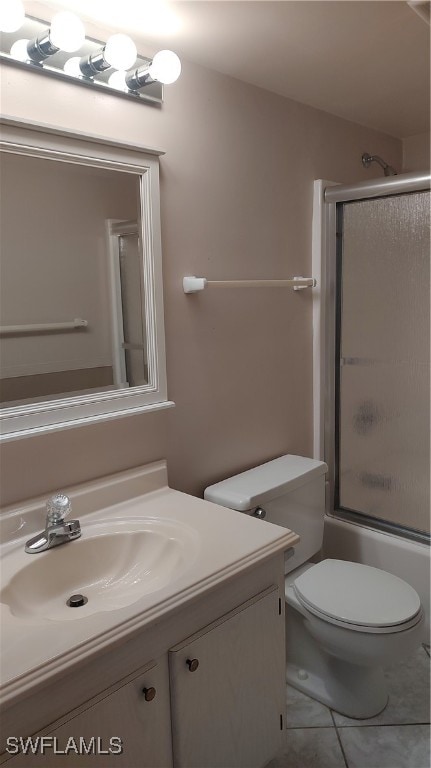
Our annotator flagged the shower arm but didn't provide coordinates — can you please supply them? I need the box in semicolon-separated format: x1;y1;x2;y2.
362;153;397;177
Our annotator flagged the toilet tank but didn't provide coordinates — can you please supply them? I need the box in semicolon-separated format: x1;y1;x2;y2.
204;455;328;574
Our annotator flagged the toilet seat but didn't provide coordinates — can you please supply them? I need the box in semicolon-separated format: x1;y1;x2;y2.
293;559;423;634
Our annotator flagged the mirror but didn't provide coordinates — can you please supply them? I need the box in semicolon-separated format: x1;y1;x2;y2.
0;153;146;404
0;118;169;440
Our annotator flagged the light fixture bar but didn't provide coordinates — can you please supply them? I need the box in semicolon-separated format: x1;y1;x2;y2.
0;15;167;106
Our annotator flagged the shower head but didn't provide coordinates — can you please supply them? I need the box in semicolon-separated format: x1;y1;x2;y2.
362;152;397;176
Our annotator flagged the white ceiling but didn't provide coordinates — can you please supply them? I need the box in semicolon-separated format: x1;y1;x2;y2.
26;1;430;138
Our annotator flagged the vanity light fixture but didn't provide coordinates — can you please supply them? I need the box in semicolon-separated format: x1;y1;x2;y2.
126;50;182;89
9;37;30;62
63;56;82;78
108;70;128;91
1;10;181;106
79;34;137;78
0;0;25;33
26;12;85;63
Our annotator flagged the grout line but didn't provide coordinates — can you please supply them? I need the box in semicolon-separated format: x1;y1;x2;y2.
285;724;341;730
284;726;344;731
335;722;431;729
333;725;349;767
331;709;350;768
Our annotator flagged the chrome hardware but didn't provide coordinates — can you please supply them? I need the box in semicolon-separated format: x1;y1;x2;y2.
186;658;199;672
25;493;81;554
252;506;266;519
142;687;156;701
362;152;397;177
46;493;72;525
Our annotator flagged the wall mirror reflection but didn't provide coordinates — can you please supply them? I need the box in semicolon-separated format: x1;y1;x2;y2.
0;119;169;439
0;154;148;405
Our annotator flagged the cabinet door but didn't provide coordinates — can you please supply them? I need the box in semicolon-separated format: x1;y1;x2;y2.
3;659;172;768
169;586;284;768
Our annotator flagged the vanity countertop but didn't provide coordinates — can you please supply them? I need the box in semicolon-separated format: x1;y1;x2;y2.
0;461;298;706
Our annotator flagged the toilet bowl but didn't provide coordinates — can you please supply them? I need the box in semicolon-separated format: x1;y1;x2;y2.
285;560;424;718
204;455;424;719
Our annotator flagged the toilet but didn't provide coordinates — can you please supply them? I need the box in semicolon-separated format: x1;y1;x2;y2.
204;454;423;719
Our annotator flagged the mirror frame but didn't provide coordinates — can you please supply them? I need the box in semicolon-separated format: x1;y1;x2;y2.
0;116;172;441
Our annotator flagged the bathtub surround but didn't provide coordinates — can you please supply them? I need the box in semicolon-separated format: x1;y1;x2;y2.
0;48;401;506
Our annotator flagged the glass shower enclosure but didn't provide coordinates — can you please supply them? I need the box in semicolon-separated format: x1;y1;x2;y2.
324;176;430;544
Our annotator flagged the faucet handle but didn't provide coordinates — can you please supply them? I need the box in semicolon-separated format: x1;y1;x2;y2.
46;493;72;525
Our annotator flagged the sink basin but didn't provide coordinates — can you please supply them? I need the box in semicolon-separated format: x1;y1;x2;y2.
0;518;199;621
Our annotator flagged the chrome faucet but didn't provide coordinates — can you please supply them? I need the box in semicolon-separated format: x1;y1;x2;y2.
25;493;81;554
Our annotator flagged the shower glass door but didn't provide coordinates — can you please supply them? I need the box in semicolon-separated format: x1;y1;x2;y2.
335;191;430;541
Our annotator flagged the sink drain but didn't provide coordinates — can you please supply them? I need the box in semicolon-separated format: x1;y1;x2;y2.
67;594;88;608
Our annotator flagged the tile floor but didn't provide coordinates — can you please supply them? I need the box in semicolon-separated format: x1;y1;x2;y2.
266;644;430;768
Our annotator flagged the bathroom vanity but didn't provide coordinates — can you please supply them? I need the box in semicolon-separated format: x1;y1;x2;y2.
0;461;298;767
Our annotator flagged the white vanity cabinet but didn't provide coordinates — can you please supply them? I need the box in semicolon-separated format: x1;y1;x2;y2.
2;586;285;768
169;586;284;768
0;465;297;768
3;660;172;768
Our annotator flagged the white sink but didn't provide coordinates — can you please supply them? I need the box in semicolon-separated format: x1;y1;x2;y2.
0;518;199;621
0;462;297;701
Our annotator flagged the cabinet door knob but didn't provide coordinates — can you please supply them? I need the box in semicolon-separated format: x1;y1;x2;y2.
186;658;199;672
142;686;156;701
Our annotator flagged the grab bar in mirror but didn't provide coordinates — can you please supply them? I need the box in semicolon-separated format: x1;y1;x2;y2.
0;318;88;335
183;276;316;293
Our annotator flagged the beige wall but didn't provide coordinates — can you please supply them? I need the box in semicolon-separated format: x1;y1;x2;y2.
402;132;430;172
0;58;402;507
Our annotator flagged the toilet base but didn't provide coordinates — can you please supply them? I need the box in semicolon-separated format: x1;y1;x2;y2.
286;661;388;719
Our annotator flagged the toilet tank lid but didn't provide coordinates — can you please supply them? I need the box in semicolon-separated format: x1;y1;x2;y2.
204;455;328;511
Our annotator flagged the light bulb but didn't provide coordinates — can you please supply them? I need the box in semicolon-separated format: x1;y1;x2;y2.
50;12;85;53
149;50;181;85
64;57;82;78
10;38;30;62
104;34;137;71
108;70;128;91
0;0;25;33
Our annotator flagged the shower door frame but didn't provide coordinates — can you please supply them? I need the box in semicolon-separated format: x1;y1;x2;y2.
314;171;431;543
